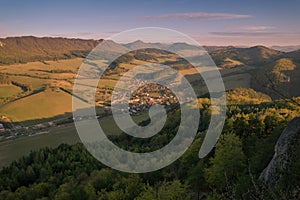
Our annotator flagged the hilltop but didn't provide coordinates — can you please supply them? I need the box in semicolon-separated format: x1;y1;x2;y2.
210;45;283;68
0;36;299;67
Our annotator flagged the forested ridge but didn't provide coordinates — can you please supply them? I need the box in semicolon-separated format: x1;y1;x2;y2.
0;36;101;65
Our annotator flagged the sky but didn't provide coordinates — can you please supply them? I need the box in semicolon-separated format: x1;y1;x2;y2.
0;0;299;46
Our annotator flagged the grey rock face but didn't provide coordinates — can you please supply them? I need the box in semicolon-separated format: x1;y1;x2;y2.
259;117;300;185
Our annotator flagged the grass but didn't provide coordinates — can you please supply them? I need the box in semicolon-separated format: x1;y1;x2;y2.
0;89;72;122
0;111;151;168
0;58;82;76
98;79;118;88
222;73;251;90
0;123;80;168
99;111;151;136
220;66;253;90
179;68;199;75
0;85;22;98
11;76;49;90
0;59;82;123
0;58;83;90
221;58;244;68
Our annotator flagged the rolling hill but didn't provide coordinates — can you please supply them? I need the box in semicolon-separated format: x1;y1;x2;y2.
124;40;167;50
210;45;283;68
0;36;101;65
251;58;300;99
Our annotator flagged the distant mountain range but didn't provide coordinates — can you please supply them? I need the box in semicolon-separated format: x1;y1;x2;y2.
0;36;300;99
0;36;299;65
123;40;167;50
270;45;300;52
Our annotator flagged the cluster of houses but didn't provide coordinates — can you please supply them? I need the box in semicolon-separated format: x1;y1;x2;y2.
0;121;57;140
110;80;180;115
1;124;25;139
0;123;5;132
128;83;179;115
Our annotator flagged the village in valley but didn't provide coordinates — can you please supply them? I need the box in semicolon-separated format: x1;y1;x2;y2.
0;81;181;141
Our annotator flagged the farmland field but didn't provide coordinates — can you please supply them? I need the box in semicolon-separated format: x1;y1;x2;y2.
0;58;83;76
0;58;255;122
0;89;72;122
0;85;22;98
0;59;84;122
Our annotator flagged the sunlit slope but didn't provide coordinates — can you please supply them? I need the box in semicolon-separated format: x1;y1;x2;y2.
0;89;72;122
0;85;23;98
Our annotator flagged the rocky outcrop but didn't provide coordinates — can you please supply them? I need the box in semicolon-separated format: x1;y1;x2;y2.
259;117;300;185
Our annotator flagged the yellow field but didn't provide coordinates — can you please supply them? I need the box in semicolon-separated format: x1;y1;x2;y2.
10;76;50;90
0;89;72;122
0;85;23;98
98;79;118;88
179;68;199;75
0;58;83;75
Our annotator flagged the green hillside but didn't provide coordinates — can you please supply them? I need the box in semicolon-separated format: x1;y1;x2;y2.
251;58;300;99
210;45;282;67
